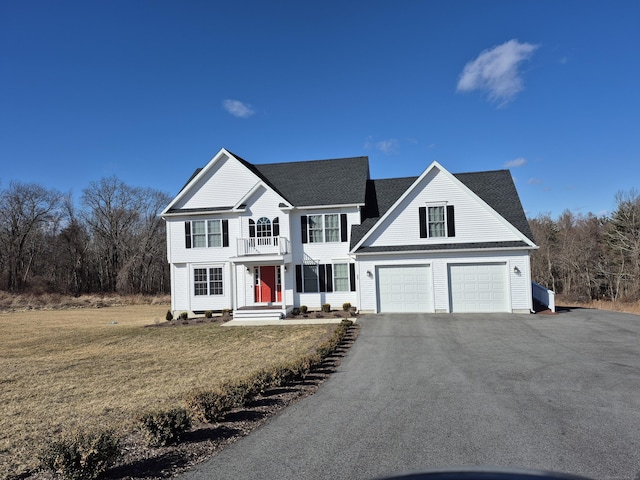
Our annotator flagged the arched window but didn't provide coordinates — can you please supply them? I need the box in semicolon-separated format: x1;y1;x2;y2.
256;217;271;238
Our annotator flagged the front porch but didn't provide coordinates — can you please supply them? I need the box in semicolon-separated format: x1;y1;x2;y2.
232;304;294;322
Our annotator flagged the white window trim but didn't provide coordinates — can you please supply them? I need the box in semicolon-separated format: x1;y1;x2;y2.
192;265;224;296
426;203;448;238
333;263;350;292
307;213;340;243
190;219;223;248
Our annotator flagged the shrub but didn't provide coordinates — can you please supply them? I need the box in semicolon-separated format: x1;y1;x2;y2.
342;302;351;312
222;309;231;318
179;311;188;320
139;408;192;447
185;380;251;423
165;310;173;321
299;305;308;314
322;303;331;313
39;429;120;480
204;310;213;319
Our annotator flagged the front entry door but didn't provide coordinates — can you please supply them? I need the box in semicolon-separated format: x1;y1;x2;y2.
254;266;282;303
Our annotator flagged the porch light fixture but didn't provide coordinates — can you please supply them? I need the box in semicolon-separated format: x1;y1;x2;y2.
366;270;372;277
513;266;520;274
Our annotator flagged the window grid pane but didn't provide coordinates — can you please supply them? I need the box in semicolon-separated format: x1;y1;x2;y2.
256;217;272;237
207;220;222;247
308;215;324;243
428;206;445;237
192;221;206;248
194;268;208;295
303;265;319;292
334;263;349;291
209;267;223;295
325;214;340;242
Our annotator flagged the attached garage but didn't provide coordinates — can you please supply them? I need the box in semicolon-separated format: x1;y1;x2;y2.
376;265;433;313
448;263;508;313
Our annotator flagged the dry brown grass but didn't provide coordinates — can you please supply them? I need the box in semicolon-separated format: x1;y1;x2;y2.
0;305;335;479
0;291;171;313
557;296;640;315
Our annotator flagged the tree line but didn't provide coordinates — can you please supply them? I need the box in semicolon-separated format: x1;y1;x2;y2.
529;189;640;302
0;177;171;295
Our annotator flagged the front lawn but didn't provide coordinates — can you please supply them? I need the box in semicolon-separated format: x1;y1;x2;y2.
0;305;335;479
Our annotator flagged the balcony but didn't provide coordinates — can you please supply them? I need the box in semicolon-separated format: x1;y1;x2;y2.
236;236;291;256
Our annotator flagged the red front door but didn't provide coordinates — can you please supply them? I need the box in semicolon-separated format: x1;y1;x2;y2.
254;266;282;303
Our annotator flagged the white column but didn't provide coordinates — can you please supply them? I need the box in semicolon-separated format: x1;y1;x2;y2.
280;263;286;308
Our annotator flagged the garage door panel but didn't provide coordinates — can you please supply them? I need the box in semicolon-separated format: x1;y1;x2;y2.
377;265;433;313
449;263;508;313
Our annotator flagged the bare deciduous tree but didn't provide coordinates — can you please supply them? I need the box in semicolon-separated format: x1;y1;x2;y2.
0;182;64;291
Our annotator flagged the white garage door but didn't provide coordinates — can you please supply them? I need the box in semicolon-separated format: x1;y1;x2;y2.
449;263;508;313
377;265;433;313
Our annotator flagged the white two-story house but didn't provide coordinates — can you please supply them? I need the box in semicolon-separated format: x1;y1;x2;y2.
161;148;537;320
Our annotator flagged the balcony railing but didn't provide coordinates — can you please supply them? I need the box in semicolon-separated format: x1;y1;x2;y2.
237;236;291;256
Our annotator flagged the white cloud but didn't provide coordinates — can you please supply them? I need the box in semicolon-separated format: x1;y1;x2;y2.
504;157;527;168
457;39;539;105
364;136;399;154
376;139;399;154
527;178;542;185
222;99;255;118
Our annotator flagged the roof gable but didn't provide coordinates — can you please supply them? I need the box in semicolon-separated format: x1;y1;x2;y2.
161;148;289;215
351;162;535;252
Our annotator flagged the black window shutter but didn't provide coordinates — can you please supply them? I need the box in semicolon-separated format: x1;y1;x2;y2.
325;264;333;292
419;206;427;238
249;219;256;238
349;263;356;291
273;217;279;237
340;214;348;242
319;264;326;293
447;205;455;237
185;221;192;249
301;216;308;243
295;265;303;292
222;220;229;247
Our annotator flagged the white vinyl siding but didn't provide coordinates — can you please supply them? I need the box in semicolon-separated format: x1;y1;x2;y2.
172;153;261;210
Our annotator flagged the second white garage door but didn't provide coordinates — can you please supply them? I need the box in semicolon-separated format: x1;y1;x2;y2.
449;263;508;312
377;265;433;313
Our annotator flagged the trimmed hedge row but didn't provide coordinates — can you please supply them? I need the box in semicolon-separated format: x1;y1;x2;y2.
40;319;353;479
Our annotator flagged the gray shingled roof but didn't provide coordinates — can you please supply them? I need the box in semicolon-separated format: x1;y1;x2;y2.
350;169;534;250
252;156;370;207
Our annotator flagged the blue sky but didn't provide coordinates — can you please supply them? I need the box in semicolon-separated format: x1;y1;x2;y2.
1;1;639;218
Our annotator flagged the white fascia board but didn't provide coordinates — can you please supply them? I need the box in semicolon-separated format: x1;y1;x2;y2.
354;245;537;256
161;209;243;218
161;147;233;215
296;203;365;210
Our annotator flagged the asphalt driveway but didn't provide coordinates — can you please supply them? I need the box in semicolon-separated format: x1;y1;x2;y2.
178;309;640;480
